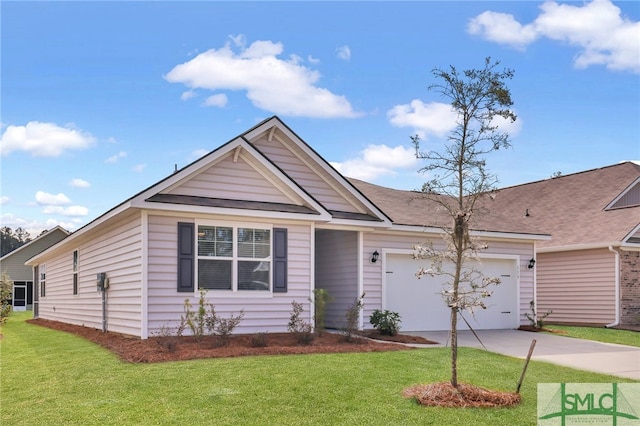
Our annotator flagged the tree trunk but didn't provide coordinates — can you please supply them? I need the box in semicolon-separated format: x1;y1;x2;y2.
450;306;458;388
450;213;465;389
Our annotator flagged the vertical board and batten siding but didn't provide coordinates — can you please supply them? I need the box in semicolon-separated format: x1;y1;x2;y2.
362;232;534;327
611;181;640;209
146;214;313;335
537;248;616;324
166;154;294;205
251;135;359;213
315;230;358;329
37;212;143;336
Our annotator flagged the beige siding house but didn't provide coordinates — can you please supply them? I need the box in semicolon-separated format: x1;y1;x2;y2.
0;226;69;311
27;117;548;338
489;162;640;327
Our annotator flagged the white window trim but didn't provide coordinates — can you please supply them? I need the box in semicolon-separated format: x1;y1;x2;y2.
72;249;79;295
195;220;273;296
40;264;46;298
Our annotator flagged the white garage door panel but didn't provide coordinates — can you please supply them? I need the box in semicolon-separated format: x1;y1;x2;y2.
385;254;518;331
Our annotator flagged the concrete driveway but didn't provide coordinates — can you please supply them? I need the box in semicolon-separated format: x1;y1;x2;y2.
406;329;640;380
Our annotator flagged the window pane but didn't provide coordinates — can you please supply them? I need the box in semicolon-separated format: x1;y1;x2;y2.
238;261;270;291
238;228;270;258
198;259;232;290
198;226;232;257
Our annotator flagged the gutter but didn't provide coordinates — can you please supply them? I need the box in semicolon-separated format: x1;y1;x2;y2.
606;245;621;328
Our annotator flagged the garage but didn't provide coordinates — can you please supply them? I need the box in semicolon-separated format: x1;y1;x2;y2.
384;253;519;331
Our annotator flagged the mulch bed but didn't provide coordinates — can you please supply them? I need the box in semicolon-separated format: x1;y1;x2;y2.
27;318;437;364
27;318;519;408
403;382;522;408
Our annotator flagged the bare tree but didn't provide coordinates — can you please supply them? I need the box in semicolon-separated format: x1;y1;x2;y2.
412;58;516;388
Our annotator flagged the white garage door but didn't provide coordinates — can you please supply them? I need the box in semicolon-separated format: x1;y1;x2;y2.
385;254;518;331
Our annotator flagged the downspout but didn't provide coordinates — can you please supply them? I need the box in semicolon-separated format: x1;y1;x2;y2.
606;245;620;328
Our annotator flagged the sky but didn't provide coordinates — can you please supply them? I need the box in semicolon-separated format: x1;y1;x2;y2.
1;0;639;237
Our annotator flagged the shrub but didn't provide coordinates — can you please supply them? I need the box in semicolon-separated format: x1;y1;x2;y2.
341;293;365;343
152;324;180;352
369;309;402;336
311;288;333;335
213;311;245;347
525;300;552;330
251;332;268;348
0;272;12;325
182;289;244;345
288;301;315;345
182;289;208;342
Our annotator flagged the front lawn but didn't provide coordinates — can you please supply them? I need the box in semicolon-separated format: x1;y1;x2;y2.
1;312;636;425
545;325;640;347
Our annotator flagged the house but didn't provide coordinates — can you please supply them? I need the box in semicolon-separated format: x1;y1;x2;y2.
0;226;69;311
26;117;549;338
488;162;640;327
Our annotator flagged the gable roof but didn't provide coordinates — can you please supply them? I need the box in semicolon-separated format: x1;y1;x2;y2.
0;226;70;262
27;118;561;265
131;135;333;222
243;116;392;226
488;161;640;250
1;226;69;280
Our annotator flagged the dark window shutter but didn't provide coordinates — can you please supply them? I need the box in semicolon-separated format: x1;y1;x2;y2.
272;228;288;293
177;222;195;292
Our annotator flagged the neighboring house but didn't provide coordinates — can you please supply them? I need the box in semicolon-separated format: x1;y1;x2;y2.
26;117;548;338
489;162;640;327
0;226;69;311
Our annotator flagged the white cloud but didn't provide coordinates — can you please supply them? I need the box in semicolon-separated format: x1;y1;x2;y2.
468;0;640;73
467;11;537;49
107;137;118;144
105;151;127;163
308;55;320;64
132;163;146;173
42;205;88;217
387;100;457;137
387;99;522;139
35;191;71;206
69;178;90;188
181;90;197;101
165;36;360;118
0;196;9;205
336;45;351;61
330;144;418;181
0;121;96;157
202;93;228;108
0;213;79;237
491;113;523;137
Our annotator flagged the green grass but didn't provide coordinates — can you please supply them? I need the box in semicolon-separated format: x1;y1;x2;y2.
1;312;636;426
545;325;640;347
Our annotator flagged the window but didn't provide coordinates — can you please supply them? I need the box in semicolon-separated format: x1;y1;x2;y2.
72;250;78;295
40;264;46;298
197;225;271;291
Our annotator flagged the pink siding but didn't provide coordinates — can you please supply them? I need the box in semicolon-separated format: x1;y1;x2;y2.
363;231;534;326
251;135;359;212
146;214;314;335
537;248;616;324
37;212;143;336
167;154;293;204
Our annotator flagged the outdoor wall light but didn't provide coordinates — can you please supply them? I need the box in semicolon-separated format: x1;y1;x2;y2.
371;250;380;263
528;258;536;269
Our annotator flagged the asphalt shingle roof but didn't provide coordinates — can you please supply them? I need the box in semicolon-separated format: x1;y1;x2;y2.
350;161;640;247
